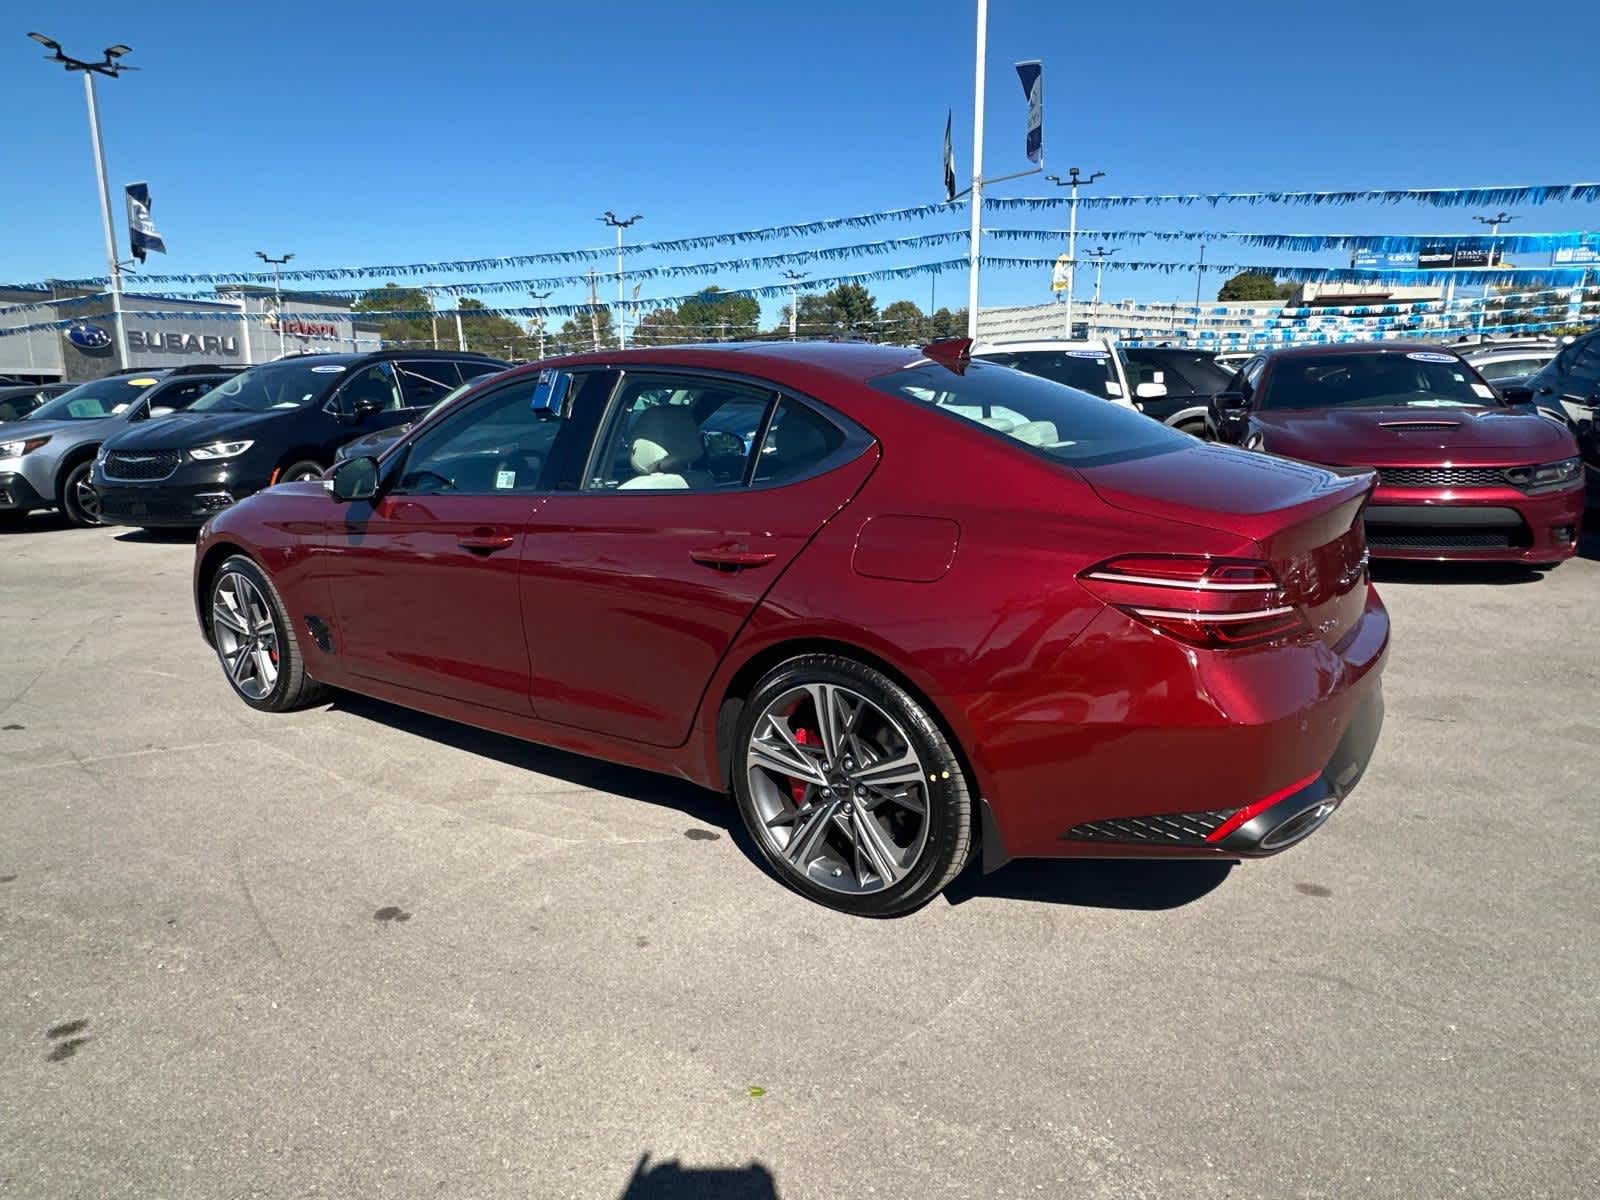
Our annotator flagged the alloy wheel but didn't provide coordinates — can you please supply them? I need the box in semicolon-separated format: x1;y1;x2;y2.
211;572;281;701
72;472;102;524
745;683;931;895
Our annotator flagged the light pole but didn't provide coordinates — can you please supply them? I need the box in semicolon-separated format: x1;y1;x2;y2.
1083;246;1116;335
29;33;137;368
600;211;643;349
529;291;550;359
255;251;293;357
782;270;808;339
1472;212;1517;335
1046;167;1105;339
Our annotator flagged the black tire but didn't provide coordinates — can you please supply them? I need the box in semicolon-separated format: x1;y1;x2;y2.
1176;417;1209;440
209;554;328;712
279;460;326;484
58;459;103;527
731;653;973;917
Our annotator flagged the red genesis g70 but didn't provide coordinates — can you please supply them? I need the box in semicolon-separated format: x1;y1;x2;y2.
193;341;1388;915
1207;343;1585;565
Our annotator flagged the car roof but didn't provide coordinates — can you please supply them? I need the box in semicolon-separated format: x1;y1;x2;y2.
529;340;929;386
970;339;1112;354
1260;342;1469;361
269;349;507;367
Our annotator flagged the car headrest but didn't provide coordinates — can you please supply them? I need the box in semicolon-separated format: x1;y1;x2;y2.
629;405;703;475
769;411;829;463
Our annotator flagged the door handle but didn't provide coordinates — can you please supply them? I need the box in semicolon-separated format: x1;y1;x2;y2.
690;546;777;571
458;529;515;555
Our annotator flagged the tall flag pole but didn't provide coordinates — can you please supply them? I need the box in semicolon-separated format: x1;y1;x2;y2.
966;0;988;339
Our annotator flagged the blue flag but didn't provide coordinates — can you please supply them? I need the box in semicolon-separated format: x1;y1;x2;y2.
125;181;166;262
1015;61;1043;164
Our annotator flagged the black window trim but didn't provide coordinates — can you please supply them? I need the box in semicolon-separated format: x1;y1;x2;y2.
575;364;872;497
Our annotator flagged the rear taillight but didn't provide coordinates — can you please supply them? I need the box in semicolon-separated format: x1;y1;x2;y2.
1078;554;1309;650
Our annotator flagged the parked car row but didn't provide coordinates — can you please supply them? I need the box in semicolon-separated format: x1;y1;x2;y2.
977;333;1592;566
0;351;508;528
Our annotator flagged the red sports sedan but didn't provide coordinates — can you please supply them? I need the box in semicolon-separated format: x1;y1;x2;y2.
1208;343;1584;565
193;340;1388;915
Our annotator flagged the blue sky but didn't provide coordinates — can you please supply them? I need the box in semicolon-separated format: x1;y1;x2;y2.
5;0;1598;326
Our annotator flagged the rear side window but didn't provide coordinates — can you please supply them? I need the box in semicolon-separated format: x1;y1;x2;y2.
394;360;462;407
753;398;845;484
868;360;1188;468
586;374;775;491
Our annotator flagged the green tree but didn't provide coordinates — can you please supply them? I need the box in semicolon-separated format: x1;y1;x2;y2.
879;299;927;343
928;306;967;338
456;297;528;359
796;283;879;336
554;305;613;352
351;283;435;347
1217;272;1293;302
673;287;761;341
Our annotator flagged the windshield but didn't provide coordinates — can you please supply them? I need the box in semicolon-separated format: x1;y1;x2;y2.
190;360;350;413
1263;352;1499;411
974;350;1119;399
868;359;1188;468
27;375;160;421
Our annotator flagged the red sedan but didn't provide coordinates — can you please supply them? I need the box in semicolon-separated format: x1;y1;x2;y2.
1208;343;1585;565
193;340;1388;915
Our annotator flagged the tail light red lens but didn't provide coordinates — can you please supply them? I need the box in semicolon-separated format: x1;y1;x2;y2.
1078;555;1309;649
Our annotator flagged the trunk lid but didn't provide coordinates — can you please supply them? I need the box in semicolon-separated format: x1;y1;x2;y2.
1079;442;1375;645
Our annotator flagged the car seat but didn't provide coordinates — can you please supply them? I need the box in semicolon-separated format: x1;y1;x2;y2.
617;406;713;490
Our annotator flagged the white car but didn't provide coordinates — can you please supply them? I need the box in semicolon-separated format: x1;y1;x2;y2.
971;339;1149;410
1457;343;1560;389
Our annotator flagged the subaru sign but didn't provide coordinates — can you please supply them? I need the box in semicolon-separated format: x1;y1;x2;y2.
65;322;113;352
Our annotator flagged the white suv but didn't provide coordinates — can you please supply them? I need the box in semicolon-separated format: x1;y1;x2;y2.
971;339;1143;410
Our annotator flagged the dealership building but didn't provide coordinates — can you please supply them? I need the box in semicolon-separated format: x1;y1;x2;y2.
0;285;382;382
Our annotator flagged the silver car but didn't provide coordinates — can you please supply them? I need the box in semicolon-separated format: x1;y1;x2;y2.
0;367;236;527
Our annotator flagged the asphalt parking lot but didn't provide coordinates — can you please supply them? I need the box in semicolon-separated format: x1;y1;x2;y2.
2;516;1596;1200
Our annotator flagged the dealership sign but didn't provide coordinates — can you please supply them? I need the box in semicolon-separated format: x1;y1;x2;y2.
1352;249;1418;270
1553;240;1600;266
275;317;340;339
65;322;114;352
127;329;240;356
1419;243;1502;269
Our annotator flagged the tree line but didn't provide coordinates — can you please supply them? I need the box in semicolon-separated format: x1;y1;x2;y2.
353;282;967;361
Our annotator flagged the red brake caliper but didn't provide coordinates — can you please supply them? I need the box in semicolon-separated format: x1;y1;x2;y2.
789;727;818;807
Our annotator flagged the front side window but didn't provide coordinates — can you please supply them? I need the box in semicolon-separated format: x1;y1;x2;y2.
334;363;404;415
975;349;1118;399
1260;352;1497;411
191;360;350;413
587;375;774;491
27;375;159;421
146;377;223;415
869;360;1188;468
392;377;560;496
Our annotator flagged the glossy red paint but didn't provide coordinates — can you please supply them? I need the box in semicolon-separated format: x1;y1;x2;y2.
195;342;1390;869
1236;344;1585;564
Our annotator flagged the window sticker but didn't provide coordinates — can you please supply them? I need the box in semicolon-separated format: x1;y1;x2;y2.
495;469;516;490
1471;382;1496;400
311;364;347;374
1406;351;1456;363
1066;350;1110;359
127;377;160;387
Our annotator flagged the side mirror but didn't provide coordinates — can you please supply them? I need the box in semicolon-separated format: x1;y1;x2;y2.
351;396;385;418
1135;382;1168;400
1216;390;1250;411
327;455;378;503
149;405;175;417
1500;385;1534;405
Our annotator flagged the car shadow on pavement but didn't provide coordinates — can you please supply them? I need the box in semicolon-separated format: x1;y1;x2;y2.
617;1153;778;1199
1370;561;1546;586
0;512;75;534
111;527;198;544
325;691;734;831
943;855;1234;911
